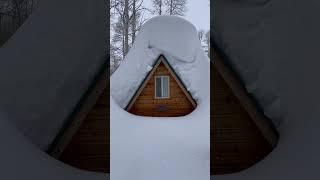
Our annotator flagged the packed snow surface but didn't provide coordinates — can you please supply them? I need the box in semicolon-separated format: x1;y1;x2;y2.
111;16;210;180
212;0;320;179
0;112;106;179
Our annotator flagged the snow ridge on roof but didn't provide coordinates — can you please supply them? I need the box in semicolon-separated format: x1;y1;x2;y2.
111;15;209;108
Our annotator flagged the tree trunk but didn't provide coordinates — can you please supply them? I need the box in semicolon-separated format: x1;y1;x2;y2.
132;0;136;44
123;0;129;55
159;0;162;15
122;30;125;59
170;0;173;15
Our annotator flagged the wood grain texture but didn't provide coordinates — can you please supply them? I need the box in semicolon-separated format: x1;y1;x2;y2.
59;90;109;173
129;61;195;117
212;50;278;148
211;65;272;175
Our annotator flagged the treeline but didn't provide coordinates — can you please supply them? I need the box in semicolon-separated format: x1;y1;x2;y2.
110;0;191;74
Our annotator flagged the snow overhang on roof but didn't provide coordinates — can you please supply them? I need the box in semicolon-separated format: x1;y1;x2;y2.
111;15;210;109
125;54;197;111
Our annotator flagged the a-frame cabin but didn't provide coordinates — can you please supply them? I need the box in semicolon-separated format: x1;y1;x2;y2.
45;50;279;176
126;55;197;117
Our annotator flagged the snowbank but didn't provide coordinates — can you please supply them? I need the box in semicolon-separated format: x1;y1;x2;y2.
111;16;210;180
110;97;209;180
212;0;320;179
0;112;106;179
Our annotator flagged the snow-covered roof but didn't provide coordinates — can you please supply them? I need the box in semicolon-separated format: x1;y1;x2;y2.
111;16;210;180
111;16;210;108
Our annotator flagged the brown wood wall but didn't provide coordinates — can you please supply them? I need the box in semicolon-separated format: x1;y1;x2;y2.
129;62;195;117
59;90;109;173
211;66;272;175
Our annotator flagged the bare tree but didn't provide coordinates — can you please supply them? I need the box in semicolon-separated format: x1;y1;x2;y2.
152;0;163;15
205;30;210;56
110;0;147;73
111;0;131;57
110;42;122;74
131;0;146;43
205;31;210;47
164;0;187;16
131;0;136;42
123;0;129;55
198;29;204;42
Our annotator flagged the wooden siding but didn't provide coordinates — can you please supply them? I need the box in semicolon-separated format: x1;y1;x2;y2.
56;54;274;175
211;65;272;174
59;90;109;173
129;62;195;117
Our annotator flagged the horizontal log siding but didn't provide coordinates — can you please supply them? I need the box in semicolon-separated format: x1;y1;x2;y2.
129;62;194;117
59;90;109;173
211;66;272;174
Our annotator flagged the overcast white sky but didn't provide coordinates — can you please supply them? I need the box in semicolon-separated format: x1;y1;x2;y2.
142;0;210;31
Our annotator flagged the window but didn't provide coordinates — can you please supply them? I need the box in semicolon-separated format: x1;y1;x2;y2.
155;76;170;98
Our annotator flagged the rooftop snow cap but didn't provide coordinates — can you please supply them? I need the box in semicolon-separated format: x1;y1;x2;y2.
141;16;199;62
111;15;209;108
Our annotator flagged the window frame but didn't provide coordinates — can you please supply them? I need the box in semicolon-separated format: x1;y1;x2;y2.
154;75;170;99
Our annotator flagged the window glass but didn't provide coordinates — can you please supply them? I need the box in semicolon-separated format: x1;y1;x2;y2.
155;77;162;97
162;77;169;97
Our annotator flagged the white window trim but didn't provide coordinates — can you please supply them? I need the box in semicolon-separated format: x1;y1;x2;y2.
154;75;170;99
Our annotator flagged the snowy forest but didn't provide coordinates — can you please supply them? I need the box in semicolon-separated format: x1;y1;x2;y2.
110;0;210;74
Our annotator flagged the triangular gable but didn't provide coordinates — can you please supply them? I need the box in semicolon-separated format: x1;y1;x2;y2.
125;54;197;111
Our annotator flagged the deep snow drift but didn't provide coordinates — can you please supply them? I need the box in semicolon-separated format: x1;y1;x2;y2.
0;0;106;150
0;0;107;179
0;113;106;179
111;16;210;180
212;0;320;179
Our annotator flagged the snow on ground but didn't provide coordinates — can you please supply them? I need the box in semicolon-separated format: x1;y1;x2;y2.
0;112;106;179
212;1;320;179
111;16;210;180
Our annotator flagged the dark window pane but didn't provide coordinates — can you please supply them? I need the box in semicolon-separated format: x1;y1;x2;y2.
156;77;162;97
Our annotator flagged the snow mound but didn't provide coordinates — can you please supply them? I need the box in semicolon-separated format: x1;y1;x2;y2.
110;96;210;180
141;16;199;63
111;15;208;108
111;16;210;180
212;0;320;180
0;112;106;179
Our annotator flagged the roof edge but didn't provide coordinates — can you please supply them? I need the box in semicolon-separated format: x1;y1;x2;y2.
125;54;197;111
